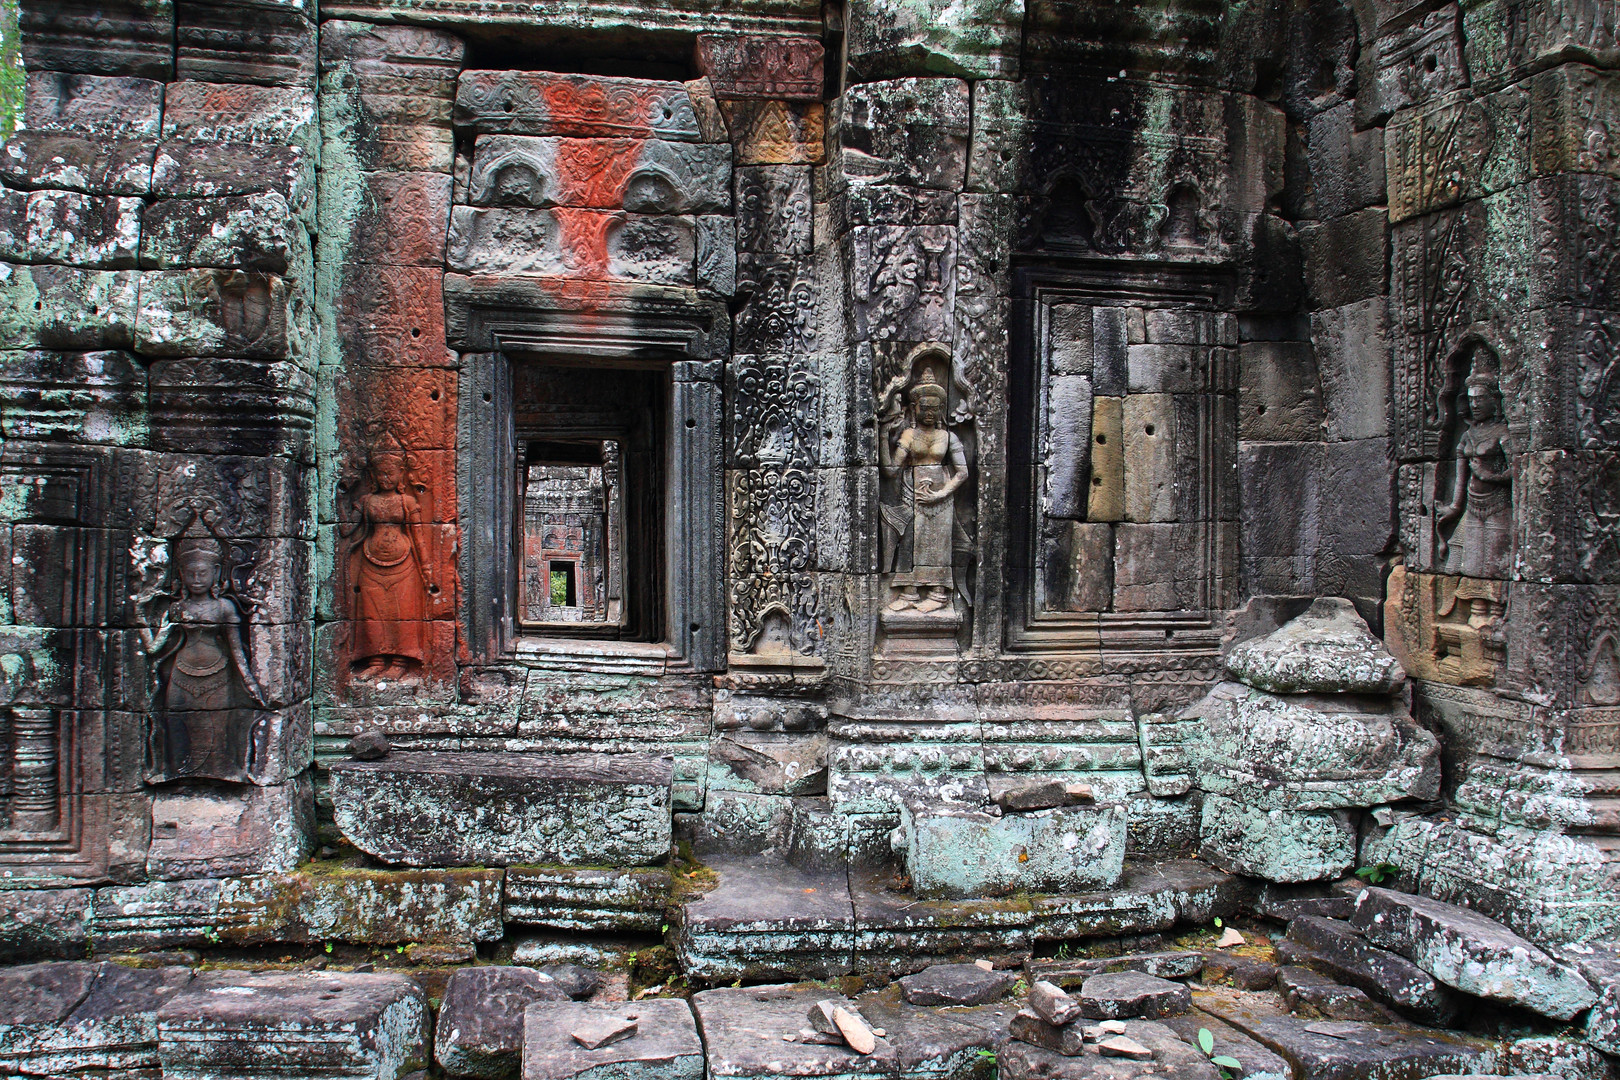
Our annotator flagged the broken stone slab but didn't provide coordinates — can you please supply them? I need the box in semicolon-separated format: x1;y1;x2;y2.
1278;966;1398;1022
1199;1011;1493;1080
330;751;672;867
0;889;92;961
1350;886;1598;1021
1255;886;1357;922
0;962;191;1076
693;985;900;1077
898;963;1016;1006
156;971;428;1079
1080;973;1192;1020
524;999;699;1080
535;965;600;1002
1159;1012;1291;1080
849;867;1036;976
0;132;156;196
25;72;165;138
1187;684;1440;811
994;779;1071;812
834;1006;877;1054
1280;916;1462;1026
1030;860;1252;942
1200;951;1279;990
1502;1034;1613;1080
1226;597;1405;694
1030;980;1085;1025
434;966;568;1079
1010;1007;1087;1056
833;997;996;1076
1028;952;1205;987
897;802;1127;899
1199;796;1357;883
1099;1035;1155;1059
677;855;854;984
1000;1019;1221;1080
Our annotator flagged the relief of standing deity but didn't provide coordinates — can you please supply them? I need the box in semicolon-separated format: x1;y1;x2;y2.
878;359;973;618
1435;341;1512;580
132;503;269;785
345;433;437;681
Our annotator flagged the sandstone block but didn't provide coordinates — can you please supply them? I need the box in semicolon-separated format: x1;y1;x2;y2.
140;193;311;278
1280;916;1461;1026
0;265;138;350
216;867;504;946
1079;973;1192;1020
19;3;173;80
25;72;164;138
1227;597;1404;695
0;349;147;446
1198;796;1356;884
1300;209;1389;311
734;166;812;254
695;34;824;100
0;189;141;269
160;80;318;150
146;777;314;880
898;802;1126;899
134;269;306;360
1311;299;1390;442
523;999;701;1080
466;135;731;213
898;963;1016;1006
0;890;92;961
0;133;155;196
152;142;315;224
838;78;969;191
330;751;672;867
846;0;1024;80
1351;887;1598;1021
720;100;826;166
1009;1008;1086;1056
436;967;568;1080
1198;1012;1489;1080
157;972;428;1080
1277;965;1394;1022
0;962;193;1076
1238;340;1322;442
502;865;672;933
446;207;696;284
455;72;705;141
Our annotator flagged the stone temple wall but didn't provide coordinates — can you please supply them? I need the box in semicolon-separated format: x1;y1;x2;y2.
0;0;1614;964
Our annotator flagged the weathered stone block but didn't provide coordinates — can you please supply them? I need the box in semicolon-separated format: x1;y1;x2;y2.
435;966;567;1080
1199;796;1356;884
466;135;731;213
1195;1011;1490;1080
446;206;697;284
1044;373;1094;519
0;350;147;446
318;170;451;267
1356;3;1467;127
455;71;705;141
150;357;316;458
1121;394;1175;523
1079;972;1192;1020
134;269;307;360
1228;597;1405;695
898;802;1126;899
1280;915;1462;1025
175;4;316;87
503;865;672;932
1308;102;1386;221
0;265;138;350
1112;523;1211;613
1301;209;1389;311
152;142;316;224
1463;0;1620;91
25;72;165;138
328;264;455;368
161;80;318;150
524;999;701;1080
719;99;826;165
0;890;92;961
139;193;311;279
847;0;1024;80
0;133;156;197
1312;299;1390;442
0;962;193;1076
1351;887;1597;1021
215;867;504;946
146;777;313;880
838;78;969;191
0;189;141;269
1239;341;1322;442
19;1;174;80
898;963;1016;1006
735;166;812;254
1037;520;1113;613
677;856;855;983
318;22;463;172
695;33;824;100
330;751;672;867
157;972;428;1080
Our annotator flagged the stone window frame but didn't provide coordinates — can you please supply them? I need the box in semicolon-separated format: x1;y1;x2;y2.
1003;262;1237;659
449;276;728;672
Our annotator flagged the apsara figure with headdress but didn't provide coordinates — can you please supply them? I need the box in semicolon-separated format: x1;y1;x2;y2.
346;432;436;680
879;365;970;614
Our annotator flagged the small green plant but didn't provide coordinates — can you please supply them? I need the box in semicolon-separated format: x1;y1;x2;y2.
1055;941;1072;960
661;924;670;935
1213;917;1223;929
1198;1028;1243;1078
395;945;405;954
1355;862;1399;885
324;942;334;954
203;927;221;945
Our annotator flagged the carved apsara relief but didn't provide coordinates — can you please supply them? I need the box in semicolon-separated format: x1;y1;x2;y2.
1434;339;1513;580
343;432;438;682
131;497;271;784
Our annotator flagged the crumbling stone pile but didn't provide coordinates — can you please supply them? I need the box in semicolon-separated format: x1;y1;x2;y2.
1187;599;1440;883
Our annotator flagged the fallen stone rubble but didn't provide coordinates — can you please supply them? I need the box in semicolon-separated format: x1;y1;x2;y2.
1;883;1615;1080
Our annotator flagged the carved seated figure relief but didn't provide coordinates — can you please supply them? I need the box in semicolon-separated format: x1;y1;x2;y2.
1435;344;1512;581
346;436;436;681
133;506;269;785
879;360;972;621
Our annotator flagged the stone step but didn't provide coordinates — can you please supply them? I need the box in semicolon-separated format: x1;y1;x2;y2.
329;751;674;868
522;998;702;1080
0;961;193;1077
1280;916;1462;1026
